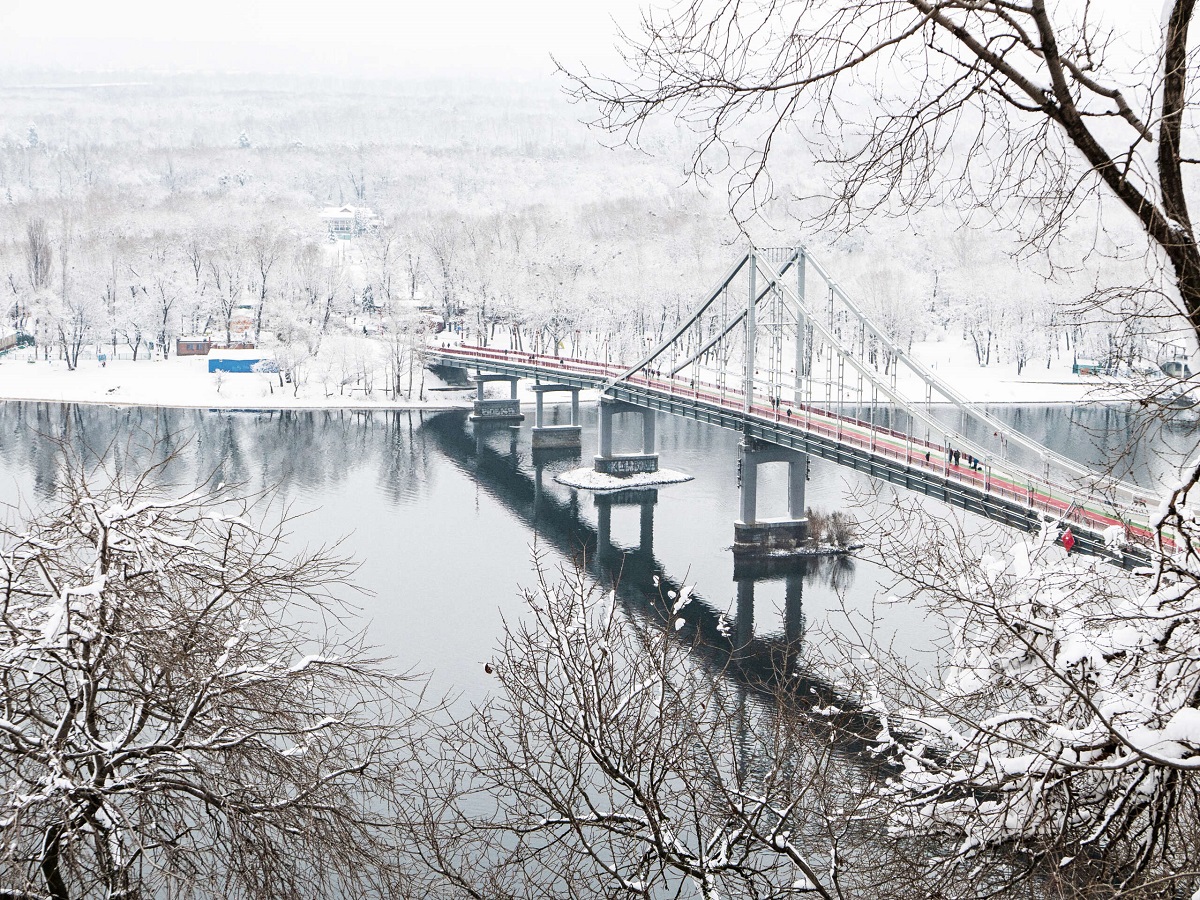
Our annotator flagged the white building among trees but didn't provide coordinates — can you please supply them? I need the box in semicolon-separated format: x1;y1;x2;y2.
320;205;378;241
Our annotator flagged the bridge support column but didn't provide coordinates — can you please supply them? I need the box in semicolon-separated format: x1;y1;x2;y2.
734;439;808;554
469;374;524;423
531;383;582;450
640;497;654;559
596;497;612;564
594;398;659;476
729;573;804;653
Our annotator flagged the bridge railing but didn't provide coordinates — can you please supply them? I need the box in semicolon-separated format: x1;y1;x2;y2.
631;371;1156;542
430;344;1168;553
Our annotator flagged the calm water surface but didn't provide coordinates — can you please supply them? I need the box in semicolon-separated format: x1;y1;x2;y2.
0;400;1186;701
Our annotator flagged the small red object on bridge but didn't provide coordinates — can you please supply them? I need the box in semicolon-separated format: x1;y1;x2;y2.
1061;528;1076;553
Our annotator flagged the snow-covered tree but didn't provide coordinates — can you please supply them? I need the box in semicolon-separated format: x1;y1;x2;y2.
141;244;183;357
268;293;321;397
570;0;1200;341
403;557;919;900
205;228;246;345
843;490;1200;898
360;222;410;313
24;218;52;293
383;305;427;400
247;222;288;339
0;442;419;899
37;225;99;371
423;221;463;330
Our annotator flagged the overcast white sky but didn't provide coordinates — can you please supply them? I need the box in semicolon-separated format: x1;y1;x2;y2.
0;0;1168;79
0;0;645;76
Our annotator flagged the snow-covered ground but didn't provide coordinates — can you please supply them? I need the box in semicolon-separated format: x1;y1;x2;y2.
0;334;1135;411
0;351;470;411
902;334;1131;404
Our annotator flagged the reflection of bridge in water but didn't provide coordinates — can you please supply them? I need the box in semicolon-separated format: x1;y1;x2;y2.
431;244;1164;564
422;411;885;758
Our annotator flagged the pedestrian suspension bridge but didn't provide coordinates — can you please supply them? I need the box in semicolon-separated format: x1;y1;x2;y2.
428;245;1164;564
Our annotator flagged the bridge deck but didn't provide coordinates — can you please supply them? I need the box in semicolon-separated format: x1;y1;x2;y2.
430;344;1163;564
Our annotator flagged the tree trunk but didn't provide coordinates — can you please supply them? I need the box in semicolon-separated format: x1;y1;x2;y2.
1165;242;1200;349
41;824;69;900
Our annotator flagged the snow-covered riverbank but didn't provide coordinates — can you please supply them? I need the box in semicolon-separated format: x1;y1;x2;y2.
901;335;1134;404
0;334;1136;411
0;352;473;411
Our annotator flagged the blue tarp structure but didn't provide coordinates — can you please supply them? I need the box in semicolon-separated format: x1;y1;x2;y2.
208;352;274;374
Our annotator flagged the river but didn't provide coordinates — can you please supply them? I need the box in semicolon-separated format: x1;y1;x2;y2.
0;400;1186;702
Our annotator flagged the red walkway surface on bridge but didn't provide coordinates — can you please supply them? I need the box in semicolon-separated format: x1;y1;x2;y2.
434;343;1167;555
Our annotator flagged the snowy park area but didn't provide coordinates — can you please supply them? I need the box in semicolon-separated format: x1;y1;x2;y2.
899;333;1133;404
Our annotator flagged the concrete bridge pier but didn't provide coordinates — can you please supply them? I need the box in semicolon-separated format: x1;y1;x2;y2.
734;439;808;554
531;384;582;450
597;498;611;562
469;374;524;423
639;494;654;559
594;397;658;476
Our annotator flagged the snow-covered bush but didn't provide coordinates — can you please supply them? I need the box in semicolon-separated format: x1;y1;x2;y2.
856;479;1200;897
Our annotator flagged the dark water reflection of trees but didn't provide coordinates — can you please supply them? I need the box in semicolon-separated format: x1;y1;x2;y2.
0;403;438;511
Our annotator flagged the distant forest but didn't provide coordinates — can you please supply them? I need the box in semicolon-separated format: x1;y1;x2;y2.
0;73;1161;380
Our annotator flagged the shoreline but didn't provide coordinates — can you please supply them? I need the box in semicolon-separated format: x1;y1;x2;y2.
0;343;1146;413
0;395;472;413
0;392;1135;412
